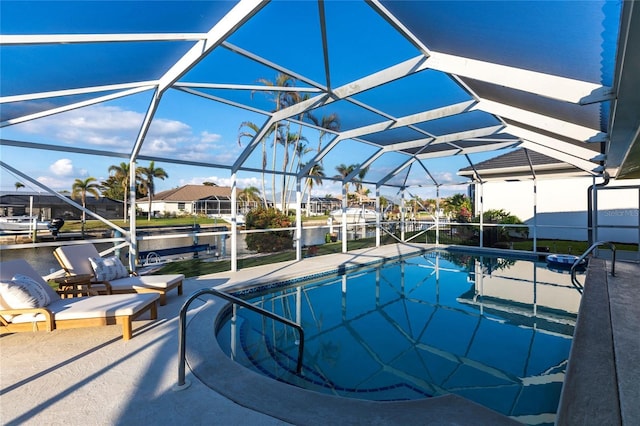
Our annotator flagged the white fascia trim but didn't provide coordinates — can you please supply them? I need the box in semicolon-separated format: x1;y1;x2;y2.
0;33;208;45
423;51;613;105
474;99;606;142
503;124;598;161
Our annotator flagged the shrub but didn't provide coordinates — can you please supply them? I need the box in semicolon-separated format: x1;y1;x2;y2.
474;209;528;240
244;207;293;253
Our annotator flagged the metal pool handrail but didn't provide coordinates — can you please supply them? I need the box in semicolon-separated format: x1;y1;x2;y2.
571;241;616;292
175;287;305;390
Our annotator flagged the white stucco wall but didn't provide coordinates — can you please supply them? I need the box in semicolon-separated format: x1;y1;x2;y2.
476;177;640;243
136;201;193;215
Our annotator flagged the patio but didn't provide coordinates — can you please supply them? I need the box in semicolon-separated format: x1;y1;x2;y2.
1;245;637;425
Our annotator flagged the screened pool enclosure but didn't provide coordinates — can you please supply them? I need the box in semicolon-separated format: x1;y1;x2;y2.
1;0;639;270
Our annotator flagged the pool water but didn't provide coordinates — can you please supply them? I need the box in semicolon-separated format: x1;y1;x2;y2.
217;250;582;425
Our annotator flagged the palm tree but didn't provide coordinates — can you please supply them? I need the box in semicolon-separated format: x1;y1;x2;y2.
280;131;309;213
107;162;138;222
14;182;24;191
238;120;273;208
302;163;325;216
334;163;357;198
71;177;101;234
309;112;341;153
354;166;370;204
139;161;168;221
238;186;261;214
255;73;297;206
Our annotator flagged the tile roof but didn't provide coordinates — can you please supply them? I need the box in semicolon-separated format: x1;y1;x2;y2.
140;185;231;202
458;148;585;180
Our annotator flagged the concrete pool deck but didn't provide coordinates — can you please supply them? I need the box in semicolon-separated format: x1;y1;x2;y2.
1;244;638;425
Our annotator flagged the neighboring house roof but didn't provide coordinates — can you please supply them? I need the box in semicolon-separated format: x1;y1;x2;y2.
139;185;231;202
458;148;587;181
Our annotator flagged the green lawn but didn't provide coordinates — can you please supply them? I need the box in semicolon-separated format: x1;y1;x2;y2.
62;215;332;232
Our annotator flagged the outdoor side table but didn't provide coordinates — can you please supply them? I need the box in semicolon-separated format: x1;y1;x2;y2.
53;274;93;298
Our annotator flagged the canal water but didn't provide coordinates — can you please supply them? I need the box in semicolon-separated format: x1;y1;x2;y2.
1;225;375;276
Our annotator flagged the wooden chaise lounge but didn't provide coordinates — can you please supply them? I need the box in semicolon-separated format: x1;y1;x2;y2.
0;259;158;340
54;244;184;306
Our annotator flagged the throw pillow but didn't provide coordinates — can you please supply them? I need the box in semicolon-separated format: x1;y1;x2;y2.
89;256;129;282
0;273;51;309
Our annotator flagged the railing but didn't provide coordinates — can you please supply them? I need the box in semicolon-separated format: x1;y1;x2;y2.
571;241;616;292
175;287;305;390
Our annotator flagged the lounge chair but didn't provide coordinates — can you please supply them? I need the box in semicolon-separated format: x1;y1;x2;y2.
0;259;158;340
53;244;184;306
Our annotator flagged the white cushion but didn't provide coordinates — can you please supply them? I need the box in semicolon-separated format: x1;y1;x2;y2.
108;274;184;291
89;256;129;282
0;274;52;309
9;293;160;323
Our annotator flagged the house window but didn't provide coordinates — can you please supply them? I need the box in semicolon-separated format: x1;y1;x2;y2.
178;202;186;210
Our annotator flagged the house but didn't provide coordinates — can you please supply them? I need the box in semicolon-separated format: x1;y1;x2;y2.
458;149;640;244
137;185;233;218
269;192;340;216
0;191;123;220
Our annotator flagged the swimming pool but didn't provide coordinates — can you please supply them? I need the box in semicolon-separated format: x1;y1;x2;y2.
215;249;581;425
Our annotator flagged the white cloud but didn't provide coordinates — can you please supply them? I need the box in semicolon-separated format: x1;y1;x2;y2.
20;105;143;148
49;159;74;176
36;175;73;192
200;131;222;144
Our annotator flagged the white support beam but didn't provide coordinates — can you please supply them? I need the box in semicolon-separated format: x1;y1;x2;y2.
0;33;208;45
272;55;427;123
333;56;427;100
175;86;271;116
157;0;266;92
519;140;598;173
0;81;158;104
382;137;433;152
385;125;503;152
432;125;504;145
130;90;161;159
474;99;606;142
503;124;599;161
344;149;385;182
379;157;416;186
424;51;613;105
231;117;277;172
367;0;432;56
417;141;519;159
340;100;476;140
174;82;322;93
1;85;155;128
0;161;128;236
222;41;327;91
